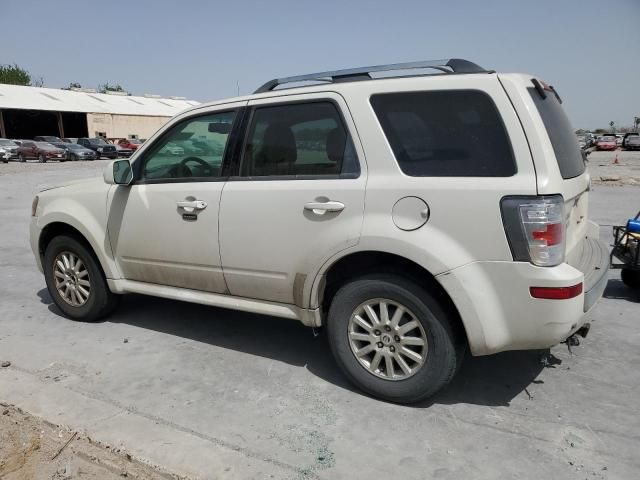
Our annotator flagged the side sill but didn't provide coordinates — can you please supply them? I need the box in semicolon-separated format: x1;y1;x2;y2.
107;279;320;327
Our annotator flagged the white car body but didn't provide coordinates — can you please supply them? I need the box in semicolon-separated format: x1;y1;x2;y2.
30;63;608;362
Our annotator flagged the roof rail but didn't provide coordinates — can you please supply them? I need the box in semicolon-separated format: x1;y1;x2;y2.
254;58;491;94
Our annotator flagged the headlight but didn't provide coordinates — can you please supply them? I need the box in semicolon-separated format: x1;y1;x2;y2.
31;196;39;217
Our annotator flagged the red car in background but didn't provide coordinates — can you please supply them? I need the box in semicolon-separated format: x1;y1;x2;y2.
117;138;144;150
595;135;618;151
16;141;66;162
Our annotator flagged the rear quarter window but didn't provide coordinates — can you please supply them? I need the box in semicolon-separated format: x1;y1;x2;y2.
370;90;516;177
528;87;585;179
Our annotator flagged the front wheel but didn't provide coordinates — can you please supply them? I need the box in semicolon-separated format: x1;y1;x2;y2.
44;235;121;321
39;154;46;163
326;274;463;404
621;268;640;289
19;153;26;163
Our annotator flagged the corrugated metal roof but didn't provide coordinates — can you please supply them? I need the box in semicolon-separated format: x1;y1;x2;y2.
0;84;199;117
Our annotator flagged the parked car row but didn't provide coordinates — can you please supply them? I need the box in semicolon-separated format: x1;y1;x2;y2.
0;136;145;163
578;132;640;152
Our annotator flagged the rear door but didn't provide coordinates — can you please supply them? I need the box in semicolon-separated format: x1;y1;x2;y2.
218;93;366;307
22;141;38;159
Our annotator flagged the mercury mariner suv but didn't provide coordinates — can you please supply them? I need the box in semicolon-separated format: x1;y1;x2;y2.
30;59;609;403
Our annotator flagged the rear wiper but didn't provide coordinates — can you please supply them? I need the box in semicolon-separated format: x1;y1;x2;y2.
531;79;547;99
531;79;563;103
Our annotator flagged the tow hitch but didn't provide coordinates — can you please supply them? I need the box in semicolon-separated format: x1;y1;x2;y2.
563;323;591;352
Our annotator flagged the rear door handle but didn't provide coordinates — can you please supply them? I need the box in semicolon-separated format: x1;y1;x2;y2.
304;200;345;215
177;200;207;212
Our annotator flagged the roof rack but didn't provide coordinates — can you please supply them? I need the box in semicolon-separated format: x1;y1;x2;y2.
254;58;491;94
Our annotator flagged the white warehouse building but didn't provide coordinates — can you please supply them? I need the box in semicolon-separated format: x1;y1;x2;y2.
0;84;199;141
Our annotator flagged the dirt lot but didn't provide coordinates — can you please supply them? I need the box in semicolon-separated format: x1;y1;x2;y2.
1;153;639;479
0;403;173;479
587;149;640;185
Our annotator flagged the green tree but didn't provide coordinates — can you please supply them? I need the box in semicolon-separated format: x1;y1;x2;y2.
68;82;82;89
0;63;31;86
98;82;126;93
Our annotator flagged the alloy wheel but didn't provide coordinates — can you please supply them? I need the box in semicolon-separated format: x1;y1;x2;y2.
348;298;428;380
53;251;91;306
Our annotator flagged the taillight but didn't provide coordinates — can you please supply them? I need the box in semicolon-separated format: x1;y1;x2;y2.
501;195;565;267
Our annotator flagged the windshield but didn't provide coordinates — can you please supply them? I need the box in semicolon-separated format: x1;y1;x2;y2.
36;142;56;148
66;144;83;149
89;138;108;145
600;136;616;142
0;139;17;146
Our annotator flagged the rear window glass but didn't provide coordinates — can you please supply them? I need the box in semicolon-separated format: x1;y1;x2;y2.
528;88;585;179
370;90;516;177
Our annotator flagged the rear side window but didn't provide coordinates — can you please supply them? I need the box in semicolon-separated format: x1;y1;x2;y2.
528;87;585;179
240;102;359;177
370;90;516;177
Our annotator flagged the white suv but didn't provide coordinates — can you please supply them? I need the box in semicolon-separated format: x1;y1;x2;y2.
30;59;609;403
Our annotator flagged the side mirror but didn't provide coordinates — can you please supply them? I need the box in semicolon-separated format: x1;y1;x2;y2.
104;159;133;185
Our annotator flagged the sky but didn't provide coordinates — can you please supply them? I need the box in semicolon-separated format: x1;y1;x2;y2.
2;0;639;130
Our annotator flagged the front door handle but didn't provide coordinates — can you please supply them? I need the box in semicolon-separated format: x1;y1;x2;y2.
304;200;345;215
177;200;207;212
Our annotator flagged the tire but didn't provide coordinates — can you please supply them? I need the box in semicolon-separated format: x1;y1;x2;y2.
39;154;46;163
19;153;25;163
44;235;121;322
326;274;463;404
621;268;640;289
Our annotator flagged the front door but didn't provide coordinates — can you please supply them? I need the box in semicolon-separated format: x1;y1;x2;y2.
219;94;367;306
107;106;242;293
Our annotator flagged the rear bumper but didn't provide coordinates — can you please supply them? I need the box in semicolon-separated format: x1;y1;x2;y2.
567;234;609;312
438;225;608;356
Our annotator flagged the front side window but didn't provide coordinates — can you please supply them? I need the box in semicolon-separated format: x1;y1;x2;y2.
371;90;516;177
141;110;236;181
240;102;359;177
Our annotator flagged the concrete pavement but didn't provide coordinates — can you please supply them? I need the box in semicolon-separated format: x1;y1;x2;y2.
1;160;639;479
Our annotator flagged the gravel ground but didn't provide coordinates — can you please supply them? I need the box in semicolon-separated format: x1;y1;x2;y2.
1;157;639;480
587;149;640;185
0;402;175;479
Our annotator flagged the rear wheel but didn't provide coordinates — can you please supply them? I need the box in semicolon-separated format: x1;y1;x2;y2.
326;274;463;403
44;235;121;321
621;268;640;289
